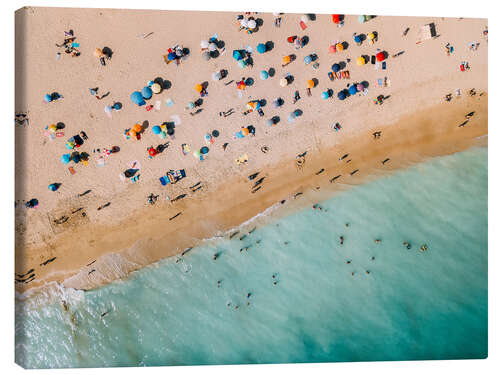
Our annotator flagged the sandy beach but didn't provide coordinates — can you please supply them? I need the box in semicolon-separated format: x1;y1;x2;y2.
15;7;487;293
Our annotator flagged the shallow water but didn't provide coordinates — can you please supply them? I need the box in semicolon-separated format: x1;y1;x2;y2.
15;147;488;368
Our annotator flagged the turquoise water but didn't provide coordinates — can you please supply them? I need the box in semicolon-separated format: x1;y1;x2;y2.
15;147;488;368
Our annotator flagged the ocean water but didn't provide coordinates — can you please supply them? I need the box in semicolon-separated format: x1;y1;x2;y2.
15;147;488;368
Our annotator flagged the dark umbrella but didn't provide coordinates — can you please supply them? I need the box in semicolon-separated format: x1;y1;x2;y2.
337;91;347;100
212;130;220;137
348;85;358;95
332;63;341;72
200;146;209;154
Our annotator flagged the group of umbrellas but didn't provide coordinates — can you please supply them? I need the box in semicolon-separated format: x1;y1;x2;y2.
130;79;165;106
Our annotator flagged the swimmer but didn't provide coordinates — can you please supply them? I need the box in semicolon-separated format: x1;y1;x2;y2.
339;236;344;245
256;239;261;244
366;270;370;275
240;247;249;253
420;244;428;252
374;239;381;244
371;256;375;261
217;280;222;288
351;272;355;276
346;260;351;264
273;281;278;286
403;241;411;250
345;223;350;227
284;241;289;245
247;292;252;298
213;253;219;261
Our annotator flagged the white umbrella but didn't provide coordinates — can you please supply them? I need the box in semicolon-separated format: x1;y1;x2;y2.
209;43;217;52
104;105;112;117
200;40;209;49
240;19;248;27
301;15;309;23
248;19;257;29
212;71;222;81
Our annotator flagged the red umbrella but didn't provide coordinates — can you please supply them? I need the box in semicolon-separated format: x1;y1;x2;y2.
332;14;341;24
148;147;158;157
376;52;386;62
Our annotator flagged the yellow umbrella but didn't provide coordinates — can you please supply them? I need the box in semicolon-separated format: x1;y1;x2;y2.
368;32;375;40
151;83;162;94
94;48;103;58
356;56;366;66
194;84;203;92
279;78;288;87
306;79;315;89
129;129;137;138
336;43;344;52
282;55;291;64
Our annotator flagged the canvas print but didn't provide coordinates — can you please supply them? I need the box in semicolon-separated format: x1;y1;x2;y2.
14;7;487;368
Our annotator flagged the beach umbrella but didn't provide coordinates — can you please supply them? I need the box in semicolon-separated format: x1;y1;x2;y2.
202;51;211;61
204;133;212;142
288;112;296;123
200;146;209;154
272;98;282;108
61;154;71;164
257;43;267;53
242;127;250;136
282;55;291;64
237;80;246;90
321;91;329;99
104;105;113;115
348;85;358;95
376;52;385;62
209;43;217;52
194;84;203;93
167;127;174;135
248;19;257;29
357;83;364;92
151;83;162;94
94;48;103;58
152;125;161;134
212;71;222;81
167;52;177;61
240;19;249;28
238;60;247;68
233;50;243;60
279;78;288;87
44;94;52;103
246;102;255;110
306;79;315;89
212;130;220;137
132;124;142;133
72;153;81;163
337;91;347;100
201;40;209;49
358;15;366;23
332;14;340;24
142;86;153;99
354;35;362;44
331;63;341;72
193;150;201;158
328;44;336;54
336;43;344;52
147;80;154;87
187;101;195;109
356;56;366;66
368;32;375;41
113;102;122;110
48;124;57;132
130;91;145;106
304;55;312;65
266;119;274;127
159;131;167;139
301;15;309;23
260;70;269;80
48;183;58;191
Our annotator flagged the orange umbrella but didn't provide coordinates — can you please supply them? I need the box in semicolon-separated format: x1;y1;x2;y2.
336;43;344;52
129;129;137;138
94;48;103;58
237;81;246;90
194;84;203;93
282;55;291;64
242;127;250;136
306;79;315;89
132;124;142;133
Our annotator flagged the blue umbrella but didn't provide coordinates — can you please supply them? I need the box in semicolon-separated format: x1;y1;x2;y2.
348;85;358;95
358;15;366;24
354;35;362;43
61;154;71;164
167;52;177;61
130;91;145;106
44;94;52;103
337;91;347;100
200;146;209;154
331;63;340;72
288;112;296;123
304;55;312;65
238;60;247;68
142;86;153;100
152;125;161;134
233;50;243;60
321;91;329;100
48;183;59;191
266;119;274;127
260;70;269;80
257;43;267;53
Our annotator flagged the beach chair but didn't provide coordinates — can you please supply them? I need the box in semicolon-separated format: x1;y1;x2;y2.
159;176;170;186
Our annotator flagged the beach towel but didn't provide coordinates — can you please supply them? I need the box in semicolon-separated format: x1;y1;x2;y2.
159;176;170;186
165;98;174;107
182;144;190;155
235;131;245;138
68;167;76;175
299;21;307;30
154;100;161;111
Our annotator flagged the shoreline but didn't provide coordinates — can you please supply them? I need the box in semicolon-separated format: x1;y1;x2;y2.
16;94;488;294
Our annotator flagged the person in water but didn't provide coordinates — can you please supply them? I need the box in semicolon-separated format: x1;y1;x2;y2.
403;241;411;249
339;236;344;245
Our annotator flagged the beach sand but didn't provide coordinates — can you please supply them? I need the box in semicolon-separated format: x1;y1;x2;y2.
14;7;487;293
